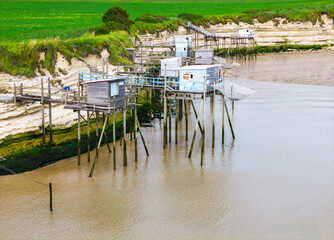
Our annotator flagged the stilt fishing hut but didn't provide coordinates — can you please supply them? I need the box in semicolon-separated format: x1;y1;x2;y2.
175;35;192;57
178;65;219;92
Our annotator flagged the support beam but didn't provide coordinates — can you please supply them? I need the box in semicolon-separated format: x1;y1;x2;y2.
134;91;138;162
163;66;167;149
47;78;53;142
188;100;203;158
185;99;188;141
222;96;225;145
168;98;172;143
190;100;204;135
136;116;149;156
123;98;127;167
87;111;90;162
113;96;116;170
89;115;108;177
77;110;81;166
96;112;99;159
224;99;235;140
41;79;45;144
201;78;206;166
175;95;178;144
212;89;215;148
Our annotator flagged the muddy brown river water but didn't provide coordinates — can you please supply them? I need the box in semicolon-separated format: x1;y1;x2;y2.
1;52;333;239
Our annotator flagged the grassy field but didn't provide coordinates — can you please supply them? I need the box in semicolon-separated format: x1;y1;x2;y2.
1;0;333;42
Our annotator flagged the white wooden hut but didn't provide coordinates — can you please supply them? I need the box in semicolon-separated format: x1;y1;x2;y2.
195;49;214;65
85;78;125;108
160;57;182;77
175;35;192;57
237;29;253;38
178;65;219;92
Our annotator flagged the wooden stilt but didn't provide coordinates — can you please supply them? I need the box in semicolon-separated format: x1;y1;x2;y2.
185;100;188;141
175;95;178;144
201;78;206;166
224;99;235;139
123;98;127;167
78;110;81;166
163;66;167;148
222;96;225;145
113;96;116;170
190;100;204;135
89;115;108;177
188;100;203;158
49;183;53;212
168;98;171;143
96;112;99;159
136;116;149;156
98;117;111;153
212;88;215;148
134;91;138;162
41;79;45;144
47;78;53;142
87;111;90;162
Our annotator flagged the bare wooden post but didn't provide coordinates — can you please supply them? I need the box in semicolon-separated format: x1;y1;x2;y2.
77;110;81;166
113;96;116;170
175;95;178;144
41;79;45;144
232;100;235;116
123;98;127;167
188;100;203;158
134;92;138;162
185;99;188;141
201;77;206;166
136;116;149;156
87;111;90;162
190;100;204;135
49;183;53;212
20;83;23;95
168;98;171;143
212;88;215;148
163;65;167;148
13;83;16;105
222;96;225;145
47;78;53;142
224;99;235;140
89;115;108;177
96;112;99;159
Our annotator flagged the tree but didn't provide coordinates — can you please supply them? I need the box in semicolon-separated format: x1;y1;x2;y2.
102;6;131;31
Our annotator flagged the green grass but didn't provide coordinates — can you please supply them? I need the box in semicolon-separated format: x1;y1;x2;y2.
1;0;334;42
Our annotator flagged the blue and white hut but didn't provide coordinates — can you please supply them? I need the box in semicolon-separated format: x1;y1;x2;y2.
178;65;220;92
175;35;192;57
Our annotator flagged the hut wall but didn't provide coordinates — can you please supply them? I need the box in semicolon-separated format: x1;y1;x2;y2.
195;49;214;65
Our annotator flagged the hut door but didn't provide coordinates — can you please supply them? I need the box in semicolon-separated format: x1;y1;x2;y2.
110;82;119;97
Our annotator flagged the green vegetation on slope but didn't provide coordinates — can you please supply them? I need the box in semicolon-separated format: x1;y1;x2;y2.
1;0;334;42
0;32;133;77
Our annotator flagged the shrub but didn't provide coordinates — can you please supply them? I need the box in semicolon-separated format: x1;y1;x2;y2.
102;6;131;32
178;13;210;27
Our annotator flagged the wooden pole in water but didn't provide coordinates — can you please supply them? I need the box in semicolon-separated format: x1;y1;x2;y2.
41;79;45;144
201;77;206;166
185;99;188;141
168;98;171;143
113;96;116;170
49;182;53;212
212;87;215;148
77;110;81;166
89;115;108;177
188;100;203;158
224;99;235;140
134;91;138;162
136;115;149;156
222;96;225;145
175;95;178;144
98;117;111;153
96;112;99;159
123;98;127;167
87;111;90;162
190;100;204;135
47;78;53;142
163;65;167;149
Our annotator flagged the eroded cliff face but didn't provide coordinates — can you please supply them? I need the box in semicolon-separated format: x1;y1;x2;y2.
0;15;333;141
138;14;334;46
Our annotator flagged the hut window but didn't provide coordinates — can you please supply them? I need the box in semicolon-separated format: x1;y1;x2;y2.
110;82;119;97
190;74;194;79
